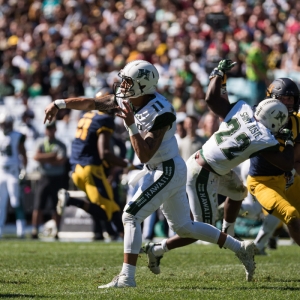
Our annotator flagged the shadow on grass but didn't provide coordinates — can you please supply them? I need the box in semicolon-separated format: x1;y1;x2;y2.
239;286;300;291
177;285;300;291
0;294;51;298
0;280;27;284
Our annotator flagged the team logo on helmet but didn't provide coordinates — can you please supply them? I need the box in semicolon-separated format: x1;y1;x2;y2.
137;69;150;81
274;111;287;123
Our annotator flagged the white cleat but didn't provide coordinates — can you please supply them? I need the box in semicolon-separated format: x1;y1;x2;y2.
98;274;136;288
235;241;256;282
57;189;69;216
143;242;163;275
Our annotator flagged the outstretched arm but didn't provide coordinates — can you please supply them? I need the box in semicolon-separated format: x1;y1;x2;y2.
205;59;237;119
205;76;231;119
44;94;118;123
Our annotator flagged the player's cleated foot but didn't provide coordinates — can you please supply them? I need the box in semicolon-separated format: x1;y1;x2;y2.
57;189;69;216
235;241;256;282
98;274;136;288
142;242;163;275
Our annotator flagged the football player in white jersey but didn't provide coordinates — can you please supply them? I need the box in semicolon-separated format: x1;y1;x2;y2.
0;112;27;238
45;60;257;287
139;60;294;276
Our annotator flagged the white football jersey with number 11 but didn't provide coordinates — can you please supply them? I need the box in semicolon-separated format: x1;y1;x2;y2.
201;100;279;175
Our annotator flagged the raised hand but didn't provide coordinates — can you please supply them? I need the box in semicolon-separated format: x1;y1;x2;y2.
209;59;237;82
44;102;59;124
217;59;237;73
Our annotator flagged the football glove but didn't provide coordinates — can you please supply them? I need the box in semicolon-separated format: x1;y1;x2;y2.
209;59;237;93
276;128;294;146
285;169;296;189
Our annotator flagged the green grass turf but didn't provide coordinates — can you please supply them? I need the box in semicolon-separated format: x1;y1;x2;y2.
0;240;300;299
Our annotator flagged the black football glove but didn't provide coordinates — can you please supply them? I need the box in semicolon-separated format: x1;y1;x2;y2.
276;128;294;146
285;169;296;189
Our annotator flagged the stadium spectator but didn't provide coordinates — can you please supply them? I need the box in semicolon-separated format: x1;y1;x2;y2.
31;121;67;239
178;115;206;162
0;112;27;238
197;110;220;140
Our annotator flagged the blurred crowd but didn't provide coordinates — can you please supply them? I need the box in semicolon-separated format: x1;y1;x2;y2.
1;0;300;241
1;0;300;117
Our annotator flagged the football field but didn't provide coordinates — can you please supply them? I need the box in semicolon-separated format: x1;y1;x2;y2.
1;240;300;299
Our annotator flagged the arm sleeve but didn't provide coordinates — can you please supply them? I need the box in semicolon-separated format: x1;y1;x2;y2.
149;112;176;132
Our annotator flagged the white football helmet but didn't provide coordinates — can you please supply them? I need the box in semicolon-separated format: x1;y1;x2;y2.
254;98;288;134
113;60;159;98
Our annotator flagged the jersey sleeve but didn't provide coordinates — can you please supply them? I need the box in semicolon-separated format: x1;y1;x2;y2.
149;112;176;132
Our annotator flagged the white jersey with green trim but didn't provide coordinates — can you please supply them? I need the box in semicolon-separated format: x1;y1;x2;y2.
116;92;178;164
201;100;279;175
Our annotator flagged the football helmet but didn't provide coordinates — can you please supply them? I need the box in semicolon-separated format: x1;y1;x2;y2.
254;98;288;134
113;60;159;98
266;78;300;115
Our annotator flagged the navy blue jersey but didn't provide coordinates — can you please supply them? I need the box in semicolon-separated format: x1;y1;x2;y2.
249;113;300;176
70;111;115;168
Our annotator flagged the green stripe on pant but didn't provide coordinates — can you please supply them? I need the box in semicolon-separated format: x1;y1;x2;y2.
126;159;175;216
195;168;213;224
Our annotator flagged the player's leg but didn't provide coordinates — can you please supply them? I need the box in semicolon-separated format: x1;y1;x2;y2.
284;175;300;245
99;158;185;288
48;175;64;238
7;166;26;238
0;173;9;238
66;165;115;221
254;213;281;254
147;158;255;281
218;170;247;237
248;174;300;246
31;175;48;238
185;155;219;224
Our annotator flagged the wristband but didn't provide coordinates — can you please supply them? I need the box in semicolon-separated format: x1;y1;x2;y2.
209;68;224;80
285;140;294;147
128;123;139;136
54;99;66;109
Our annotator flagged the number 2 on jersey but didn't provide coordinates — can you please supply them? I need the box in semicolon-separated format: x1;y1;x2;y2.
215;118;250;160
